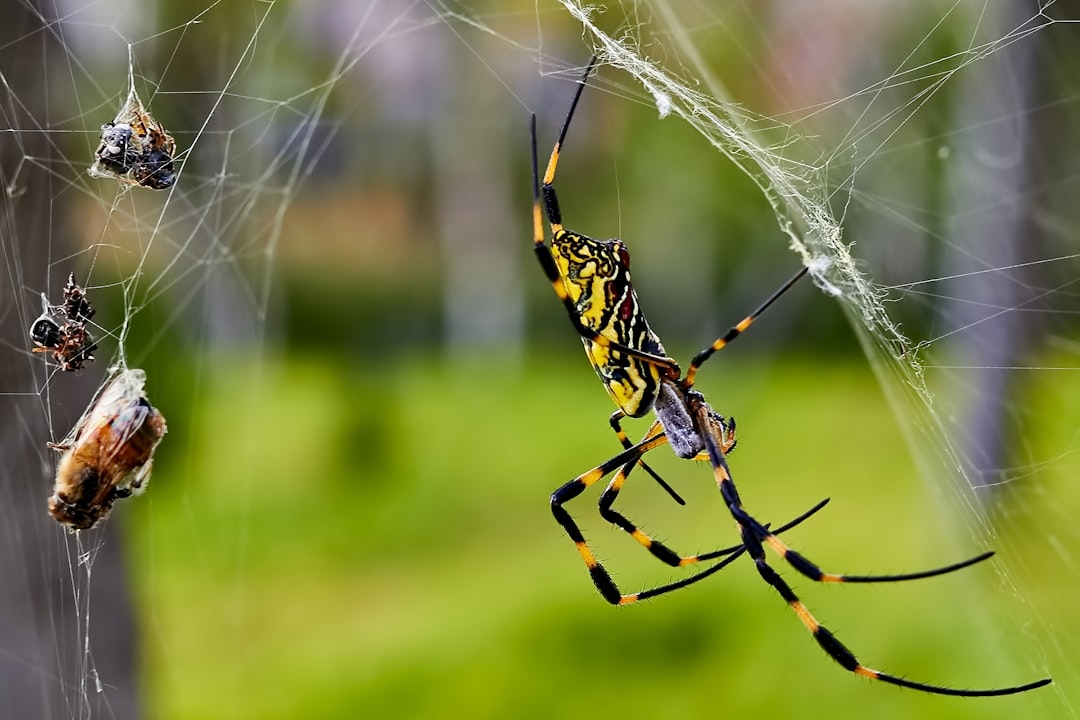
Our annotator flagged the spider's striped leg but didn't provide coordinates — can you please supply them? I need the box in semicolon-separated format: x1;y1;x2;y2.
687;398;996;586
529;114;680;373
608;411;685;505
684;266;808;388
598;421;697;567
552;433;690;605
632;496;831;604
536;55;597;235
741;527;1050;695
553;432;830;605
735;521;1050;696
598;443;830;570
604;410;824;569
693;403;1051;696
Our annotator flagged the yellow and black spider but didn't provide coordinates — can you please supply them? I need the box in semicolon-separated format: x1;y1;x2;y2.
529;55;1051;697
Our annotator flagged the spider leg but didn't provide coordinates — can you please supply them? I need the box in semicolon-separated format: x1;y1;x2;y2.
537;56;598;232
693;402;1051;696
740;524;1050;695
684;266;808;388
598;441;829;569
599;415;752;565
633;496;831;604
715;438;992;582
609;411;685;505
551;432;829;606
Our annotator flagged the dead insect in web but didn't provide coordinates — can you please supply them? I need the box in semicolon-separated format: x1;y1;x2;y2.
132;145;177;190
48;368;167;530
29;312;63;351
30;273;98;372
90;84;177;190
46;323;97;373
94;122;138;177
60;271;95;323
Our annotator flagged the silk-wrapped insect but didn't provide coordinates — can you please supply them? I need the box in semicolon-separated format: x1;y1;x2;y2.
29;273;97;372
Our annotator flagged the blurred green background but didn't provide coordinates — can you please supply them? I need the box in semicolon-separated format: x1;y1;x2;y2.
3;1;1078;718
131;353;1065;720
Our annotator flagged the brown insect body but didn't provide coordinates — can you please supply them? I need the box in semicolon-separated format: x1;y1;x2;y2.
49;368;167;530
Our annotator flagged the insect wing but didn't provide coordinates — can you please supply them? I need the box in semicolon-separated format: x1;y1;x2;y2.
101;400;152;463
55;367;138;444
84;397;157;509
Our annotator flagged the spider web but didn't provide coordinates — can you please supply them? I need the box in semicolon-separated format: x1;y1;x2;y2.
0;0;1077;718
433;0;1074;716
525;1;1074;716
0;1;427;717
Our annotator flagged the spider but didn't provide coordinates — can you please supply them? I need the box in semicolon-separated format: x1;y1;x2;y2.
529;56;1051;697
30;273;98;372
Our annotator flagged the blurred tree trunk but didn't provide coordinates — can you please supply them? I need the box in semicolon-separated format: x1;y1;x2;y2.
941;1;1043;493
0;2;140;718
429;32;521;355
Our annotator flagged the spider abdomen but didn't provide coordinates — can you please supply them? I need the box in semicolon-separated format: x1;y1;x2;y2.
551;229;666;417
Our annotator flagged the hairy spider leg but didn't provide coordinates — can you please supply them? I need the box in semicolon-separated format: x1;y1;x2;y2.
690;399;1051;696
608;410;687;505
551;430;830;606
634;496;829;604
598;415;770;568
